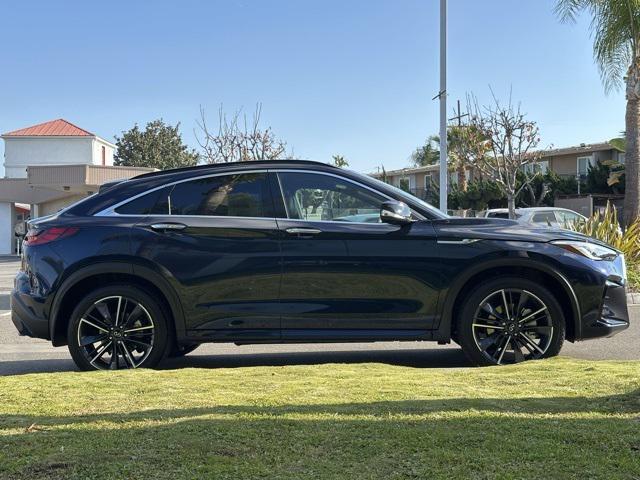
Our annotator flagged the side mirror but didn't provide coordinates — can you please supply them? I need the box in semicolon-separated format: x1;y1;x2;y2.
380;201;413;225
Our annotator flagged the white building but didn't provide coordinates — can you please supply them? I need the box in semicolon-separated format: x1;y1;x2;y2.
2;118;115;178
0;119;153;254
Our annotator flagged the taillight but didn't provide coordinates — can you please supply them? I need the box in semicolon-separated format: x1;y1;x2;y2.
24;227;79;246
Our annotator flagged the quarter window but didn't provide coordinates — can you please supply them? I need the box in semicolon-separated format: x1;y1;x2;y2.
115;187;170;215
277;172;385;223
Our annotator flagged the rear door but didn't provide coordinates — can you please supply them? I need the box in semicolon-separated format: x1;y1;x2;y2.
122;170;282;341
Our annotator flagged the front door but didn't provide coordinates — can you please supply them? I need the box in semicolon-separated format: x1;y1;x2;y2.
129;171;282;341
274;170;441;340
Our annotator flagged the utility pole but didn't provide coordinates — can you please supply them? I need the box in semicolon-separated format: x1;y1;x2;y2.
438;0;448;213
449;100;468;127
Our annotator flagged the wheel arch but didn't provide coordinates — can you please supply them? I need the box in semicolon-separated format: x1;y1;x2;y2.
50;262;185;347
438;258;581;343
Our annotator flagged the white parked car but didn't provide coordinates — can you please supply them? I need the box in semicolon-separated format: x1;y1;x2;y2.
480;207;587;228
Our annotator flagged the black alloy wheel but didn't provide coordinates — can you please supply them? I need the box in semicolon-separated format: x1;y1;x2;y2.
68;285;169;371
457;277;565;366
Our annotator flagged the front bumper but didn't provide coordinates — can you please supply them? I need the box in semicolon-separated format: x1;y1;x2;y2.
10;271;50;340
580;279;629;340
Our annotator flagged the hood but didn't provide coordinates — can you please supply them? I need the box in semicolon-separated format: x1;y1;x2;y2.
432;217;607;245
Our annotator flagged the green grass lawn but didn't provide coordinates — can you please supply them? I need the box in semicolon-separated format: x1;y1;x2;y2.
0;358;639;480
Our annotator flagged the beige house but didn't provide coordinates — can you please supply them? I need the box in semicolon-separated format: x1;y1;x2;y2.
532;142;624;178
370;164;470;201
371;141;623;201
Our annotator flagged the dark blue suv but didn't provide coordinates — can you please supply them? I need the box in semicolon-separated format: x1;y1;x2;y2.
10;160;629;370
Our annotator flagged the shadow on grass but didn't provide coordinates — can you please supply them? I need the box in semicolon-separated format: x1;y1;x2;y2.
0;347;471;376
1;392;639;479
1;389;639;428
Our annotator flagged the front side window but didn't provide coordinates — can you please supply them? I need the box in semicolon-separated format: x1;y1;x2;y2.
277;172;385;223
115;173;271;217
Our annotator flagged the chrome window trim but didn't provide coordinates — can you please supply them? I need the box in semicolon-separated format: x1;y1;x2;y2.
94;169;269;217
94;167;425;223
274;169;425;222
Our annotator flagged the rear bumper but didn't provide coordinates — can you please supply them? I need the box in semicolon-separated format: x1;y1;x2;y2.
10;272;50;340
580;279;629;340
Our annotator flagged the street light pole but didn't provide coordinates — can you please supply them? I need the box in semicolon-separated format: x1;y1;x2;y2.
438;0;448;213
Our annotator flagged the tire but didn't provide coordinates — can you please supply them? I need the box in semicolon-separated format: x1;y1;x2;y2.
67;284;170;371
169;343;200;358
456;277;565;366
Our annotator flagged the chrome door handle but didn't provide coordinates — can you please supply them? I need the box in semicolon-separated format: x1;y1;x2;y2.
150;223;187;231
285;227;322;236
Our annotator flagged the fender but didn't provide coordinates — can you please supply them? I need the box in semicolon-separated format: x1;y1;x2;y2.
435;257;581;341
49;261;186;344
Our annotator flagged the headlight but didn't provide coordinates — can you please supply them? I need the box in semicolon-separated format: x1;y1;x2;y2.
551;240;618;260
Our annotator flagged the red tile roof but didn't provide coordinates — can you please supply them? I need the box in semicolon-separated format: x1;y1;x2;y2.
2;119;94;137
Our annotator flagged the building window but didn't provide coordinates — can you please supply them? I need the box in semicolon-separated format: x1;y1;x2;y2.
537;160;549;173
101;146;106;166
577;156;594;177
399;178;410;192
424;173;433;190
618;152;625;164
523;160;548;175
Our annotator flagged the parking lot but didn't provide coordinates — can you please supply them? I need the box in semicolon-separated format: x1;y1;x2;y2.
1;255;638;375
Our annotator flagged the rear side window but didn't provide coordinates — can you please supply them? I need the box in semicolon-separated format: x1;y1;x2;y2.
532;212;557;224
116;173;272;217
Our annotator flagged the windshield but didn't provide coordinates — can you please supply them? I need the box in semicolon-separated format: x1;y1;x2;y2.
358;173;449;219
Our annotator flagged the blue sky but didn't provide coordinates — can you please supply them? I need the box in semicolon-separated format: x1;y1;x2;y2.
0;0;625;175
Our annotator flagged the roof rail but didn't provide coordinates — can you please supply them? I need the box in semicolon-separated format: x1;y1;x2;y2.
133;159;336;179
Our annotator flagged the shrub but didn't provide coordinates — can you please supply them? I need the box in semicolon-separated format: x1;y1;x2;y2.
568;203;640;291
568;203;640;261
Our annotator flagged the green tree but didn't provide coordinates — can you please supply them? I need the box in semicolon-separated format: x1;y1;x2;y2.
331;155;349;168
114;120;199;170
448;179;503;211
555;0;640;224
447;123;490;192
410;135;440;167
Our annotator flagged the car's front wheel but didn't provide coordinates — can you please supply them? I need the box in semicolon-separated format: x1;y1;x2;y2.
67;285;169;371
456;277;565;366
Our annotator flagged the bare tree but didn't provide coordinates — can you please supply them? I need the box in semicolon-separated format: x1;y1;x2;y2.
447;122;489;192
196;103;289;163
521;175;552;207
468;92;544;219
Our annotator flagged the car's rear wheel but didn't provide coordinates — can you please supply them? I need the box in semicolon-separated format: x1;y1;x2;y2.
456;277;565;366
67;285;169;371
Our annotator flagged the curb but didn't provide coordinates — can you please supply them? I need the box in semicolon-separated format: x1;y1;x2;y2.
627;293;640;305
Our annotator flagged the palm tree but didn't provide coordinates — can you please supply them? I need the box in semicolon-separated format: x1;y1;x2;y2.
410;135;440;167
331;154;349;168
555;0;640;225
